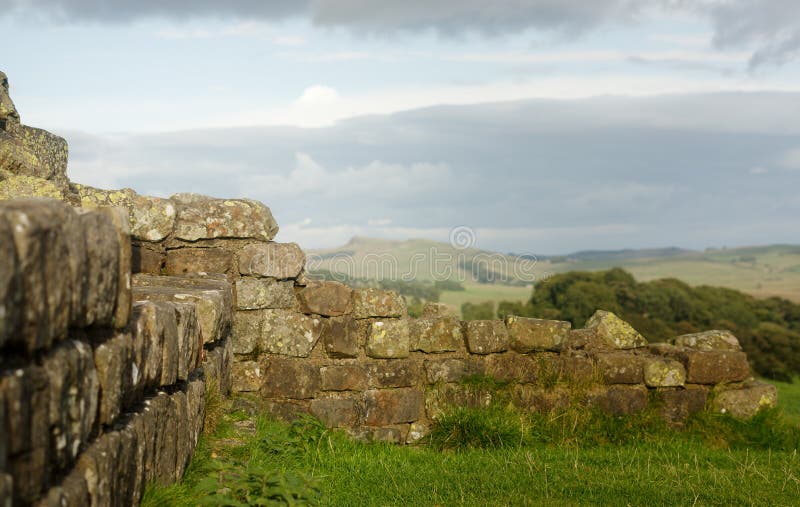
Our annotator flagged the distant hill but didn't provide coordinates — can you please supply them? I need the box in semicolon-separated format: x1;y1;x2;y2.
309;238;800;303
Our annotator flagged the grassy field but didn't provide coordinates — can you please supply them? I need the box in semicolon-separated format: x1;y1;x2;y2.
311;239;800;303
144;380;800;507
439;282;531;316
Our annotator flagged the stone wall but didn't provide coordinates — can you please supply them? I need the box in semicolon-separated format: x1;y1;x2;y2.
0;199;233;506
0;70;782;505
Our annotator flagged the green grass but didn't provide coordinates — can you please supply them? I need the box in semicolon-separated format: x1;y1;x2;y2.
440;282;531;317
144;389;800;507
771;377;800;424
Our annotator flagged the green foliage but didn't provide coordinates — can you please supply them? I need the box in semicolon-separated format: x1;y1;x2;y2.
427;406;525;450
500;269;800;381
434;279;466;291
461;300;496;320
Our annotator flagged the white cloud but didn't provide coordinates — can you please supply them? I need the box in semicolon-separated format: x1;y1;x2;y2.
777;147;800;170
749;166;769;175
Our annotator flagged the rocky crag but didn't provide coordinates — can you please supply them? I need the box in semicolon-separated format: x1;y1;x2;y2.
0;72;779;506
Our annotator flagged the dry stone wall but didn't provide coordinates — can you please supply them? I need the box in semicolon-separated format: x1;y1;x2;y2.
0;199;233;507
0;70;782;505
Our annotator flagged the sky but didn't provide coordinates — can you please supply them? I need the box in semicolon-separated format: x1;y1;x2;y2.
1;0;799;255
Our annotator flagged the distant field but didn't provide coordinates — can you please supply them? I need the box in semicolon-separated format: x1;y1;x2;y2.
313;239;800;304
439;283;531;316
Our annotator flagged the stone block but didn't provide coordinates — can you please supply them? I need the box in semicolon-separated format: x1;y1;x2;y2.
170;391;190;480
410;317;463;353
259;309;323;357
1;367;50;464
132;242;165;274
320;364;368;391
673;330;742;351
167;302;202;380
132;282;230;345
8;448;47;504
296;281;352;316
586;385;648;415
560;354;598;385
366;319;410;358
231;360;263;392
0;474;11;507
310;397;358;428
95;206;132;329
425;384;493;420
60;468;90;507
364;388;423;426
485;353;540;383
0;199;73;352
505;316;570;352
656;387;707;424
424;358;485;384
128;302;169;398
585;310;647;349
680;350;750;384
165;247;233;276
93;332;133;427
260;359;320;399
235;277;295;310
421;302;457;319
406;422;429;444
595;353;643;384
231;310;262;355
132;273;234;313
463;320;509;354
171;193;277;241
263;401;310;422
713;381;777;418
0;216;20;349
563;328;614;350
367;360;420;388
79;209;121;328
512;385;571;413
129;192;177;242
351;288;407;319
322;316;362;358
238;242;304;279
348;427;403;444
75;432;117;507
643;358;686;387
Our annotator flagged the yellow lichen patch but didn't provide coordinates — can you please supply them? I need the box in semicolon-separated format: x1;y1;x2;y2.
0;175;65;200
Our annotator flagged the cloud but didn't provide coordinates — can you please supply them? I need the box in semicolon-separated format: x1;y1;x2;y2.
62;92;800;252
777;147;800;170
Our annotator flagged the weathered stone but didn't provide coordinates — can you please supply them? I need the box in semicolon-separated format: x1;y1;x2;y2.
165;247;233;276
0;474;11;507
424;358;485;384
170;391;190;480
297;281;352;316
560;354;598;385
133;284;229;345
129;192;177;242
586;385;648;415
463;320;509;355
680;350;750;384
367;360;420;388
425;383;493;420
75;185;177;242
0;388;6;472
95;206;132;329
79;209;121;328
485;352;540;383
595;353;643;384
231;310;262;354
673;330;742;351
585;310;648;349
421;302;457;319
656;387;707;424
75;432;117;507
260;359;320;399
364;388;423;426
132;242;165;274
563;328;614;350
132;274;234;326
259;309;323;357
231;360;262;392
0;175;64;200
322;316;362;358
310;397;358;428
505;316;570;352
166;302;202;380
0;216;21;348
0;74;69;190
351;289;407;319
643;358;686;387
320;364;368;391
713;381;777;418
410;317;464;353
1;367;50;461
235;277;295;310
647;342;683;356
263;401;311;422
512;385;571;413
8;448;48;504
1;199;73;352
238;242;304;279
93;332;133;427
171;193;278;241
127;302;168;398
406;422;429;444
366;319;410;358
